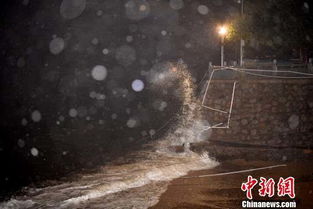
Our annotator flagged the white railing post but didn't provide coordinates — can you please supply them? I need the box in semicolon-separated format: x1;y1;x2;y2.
308;58;313;73
208;62;213;79
273;59;278;72
209;61;213;70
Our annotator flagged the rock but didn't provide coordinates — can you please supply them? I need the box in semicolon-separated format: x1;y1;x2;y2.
251;129;257;136
288;114;299;130
241;119;248;126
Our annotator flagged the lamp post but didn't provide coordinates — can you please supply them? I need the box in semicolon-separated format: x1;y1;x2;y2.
239;0;244;67
218;25;228;67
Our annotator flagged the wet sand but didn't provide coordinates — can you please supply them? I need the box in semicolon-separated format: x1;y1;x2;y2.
150;159;313;209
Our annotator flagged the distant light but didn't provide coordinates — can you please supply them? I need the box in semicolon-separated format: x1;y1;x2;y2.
218;25;228;36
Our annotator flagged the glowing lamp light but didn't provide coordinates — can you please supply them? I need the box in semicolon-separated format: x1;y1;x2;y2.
218;25;228;36
217;25;228;67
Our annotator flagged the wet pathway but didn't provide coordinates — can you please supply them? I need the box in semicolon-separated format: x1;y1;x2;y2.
151;159;313;209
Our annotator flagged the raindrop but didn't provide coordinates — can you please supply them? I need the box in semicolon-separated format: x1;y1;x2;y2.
102;48;109;55
169;0;184;10
115;45;136;66
59;115;65;121
30;147;39;156
111;113;117;119
91;38;99;45
125;0;150;20
126;35;133;42
185;42;192;48
288;114;299;130
96;10;103;16
77;106;87;118
88;106;97;115
127;118;137;128
161;30;167;36
96;93;105;100
131;79;144;92
212;0;223;6
129;24;138;32
21;118;28;126
17;139;25;148
89;91;97;98
197;5;209;15
31;110;42;122
49;37;65;55
22;0;29;6
60;0;86;19
91;65;108;81
159;101;167;111
149;129;156;136
17;57;26;68
69;108;78;117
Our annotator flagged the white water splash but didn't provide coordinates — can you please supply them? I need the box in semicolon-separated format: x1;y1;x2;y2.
1;61;217;209
148;61;212;148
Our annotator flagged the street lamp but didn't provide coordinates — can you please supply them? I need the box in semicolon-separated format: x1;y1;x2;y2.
217;25;228;67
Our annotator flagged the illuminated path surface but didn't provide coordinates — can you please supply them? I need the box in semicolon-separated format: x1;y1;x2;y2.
151;159;313;209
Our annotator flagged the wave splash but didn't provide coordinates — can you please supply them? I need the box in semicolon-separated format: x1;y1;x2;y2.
1;61;217;209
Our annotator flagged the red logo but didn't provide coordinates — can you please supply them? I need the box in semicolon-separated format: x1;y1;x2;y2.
241;176;295;199
259;177;275;197
277;177;295;198
241;175;258;199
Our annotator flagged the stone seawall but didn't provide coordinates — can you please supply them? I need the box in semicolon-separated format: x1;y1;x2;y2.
198;78;313;161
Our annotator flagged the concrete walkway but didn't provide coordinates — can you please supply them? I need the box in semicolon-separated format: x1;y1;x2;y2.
150;159;313;209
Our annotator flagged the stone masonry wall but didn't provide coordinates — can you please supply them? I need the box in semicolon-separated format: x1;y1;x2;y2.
203;78;313;149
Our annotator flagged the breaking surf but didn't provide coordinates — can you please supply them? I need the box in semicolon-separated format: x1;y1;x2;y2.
1;61;217;209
